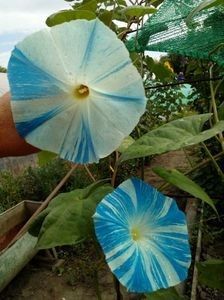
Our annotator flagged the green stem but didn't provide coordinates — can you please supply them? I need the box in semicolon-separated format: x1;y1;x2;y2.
84;164;96;182
209;65;224;151
185;151;224;176
111;151;119;187
183;148;194;168
110;152;123;300
201;142;224;182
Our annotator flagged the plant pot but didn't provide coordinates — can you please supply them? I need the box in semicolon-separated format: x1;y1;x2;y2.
0;200;41;292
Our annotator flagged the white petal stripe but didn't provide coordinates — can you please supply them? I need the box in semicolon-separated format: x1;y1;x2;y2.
94;178;191;293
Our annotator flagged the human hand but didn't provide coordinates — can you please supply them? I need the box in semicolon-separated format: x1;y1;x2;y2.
0;92;39;157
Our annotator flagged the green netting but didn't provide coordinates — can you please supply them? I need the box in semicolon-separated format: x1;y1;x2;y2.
126;0;224;67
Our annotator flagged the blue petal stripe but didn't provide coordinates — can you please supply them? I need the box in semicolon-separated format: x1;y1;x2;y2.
94;178;191;293
8;47;67;100
79;20;97;71
16;104;66;137
92;88;145;103
8;20;147;164
90;59;130;85
150;254;169;288
61;116;98;164
126;252;153;292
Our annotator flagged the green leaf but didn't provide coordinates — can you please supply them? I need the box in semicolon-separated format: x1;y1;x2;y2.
29;208;51;237
121;5;157;17
117;136;135;153
119;114;224;162
46;10;96;27
145;287;185;300
98;10;113;26
186;0;224;25
73;0;97;12
153;167;217;212
197;259;224;291
38;151;57;166
146;56;174;81
130;52;141;68
35;181;113;249
116;0;127;6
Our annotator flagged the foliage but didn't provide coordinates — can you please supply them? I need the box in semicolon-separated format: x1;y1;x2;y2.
192;162;224;197
197;259;224;291
3;0;224;297
186;0;224;25
153;167;217;212
119;114;224;162
0;172;23;213
121;6;157;17
146;84;196;125
0;160;91;211
46;10;96;26
29;181;113;249
0;157;137;212
37;151;57;166
46;0;158;36
146;287;185;300
0;66;6;73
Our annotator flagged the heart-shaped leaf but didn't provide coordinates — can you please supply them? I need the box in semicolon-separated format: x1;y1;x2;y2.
46;10;96;27
29;181;113;249
120;114;224;162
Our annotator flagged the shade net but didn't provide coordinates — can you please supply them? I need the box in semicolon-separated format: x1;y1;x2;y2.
126;0;224;67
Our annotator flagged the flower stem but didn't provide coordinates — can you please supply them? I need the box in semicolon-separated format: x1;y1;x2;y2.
84;164;96;182
111;151;119;187
111;151;123;300
113;275;123;300
201;142;224;181
209;65;224;151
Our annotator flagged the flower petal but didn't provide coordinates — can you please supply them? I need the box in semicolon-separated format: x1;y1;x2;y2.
94;178;191;293
8;19;146;163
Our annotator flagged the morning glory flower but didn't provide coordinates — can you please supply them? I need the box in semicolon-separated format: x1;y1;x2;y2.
93;178;191;293
8;19;146;163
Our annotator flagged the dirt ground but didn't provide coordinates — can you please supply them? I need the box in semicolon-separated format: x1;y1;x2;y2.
1;234;119;300
1;261;116;300
1;241;137;300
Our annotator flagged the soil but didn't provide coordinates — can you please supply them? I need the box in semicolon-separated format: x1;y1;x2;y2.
0;242;126;300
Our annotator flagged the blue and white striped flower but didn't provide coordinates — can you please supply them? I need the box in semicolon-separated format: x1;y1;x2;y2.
94;178;191;293
8;19;146;164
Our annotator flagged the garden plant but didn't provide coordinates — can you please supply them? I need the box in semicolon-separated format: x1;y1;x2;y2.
1;0;224;299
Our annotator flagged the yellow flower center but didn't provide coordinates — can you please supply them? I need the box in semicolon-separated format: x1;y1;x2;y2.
74;84;89;100
131;227;141;241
